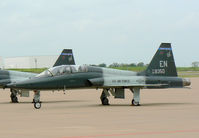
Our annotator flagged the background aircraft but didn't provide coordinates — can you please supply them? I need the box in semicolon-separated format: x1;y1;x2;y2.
6;43;191;109
0;49;75;103
53;49;75;67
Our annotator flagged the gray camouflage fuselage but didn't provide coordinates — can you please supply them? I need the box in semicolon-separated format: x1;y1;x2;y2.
4;43;192;109
6;43;191;94
0;70;37;88
6;65;189;90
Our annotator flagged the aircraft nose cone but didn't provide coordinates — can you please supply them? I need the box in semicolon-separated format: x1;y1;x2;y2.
183;78;191;87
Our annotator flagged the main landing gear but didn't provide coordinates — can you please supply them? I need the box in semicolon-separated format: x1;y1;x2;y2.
33;90;41;109
100;88;141;106
10;89;18;103
100;89;109;105
130;88;140;106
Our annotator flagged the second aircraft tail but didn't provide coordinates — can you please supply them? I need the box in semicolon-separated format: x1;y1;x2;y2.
53;49;75;67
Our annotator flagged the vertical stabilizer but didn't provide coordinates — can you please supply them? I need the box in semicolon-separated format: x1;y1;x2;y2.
144;43;177;77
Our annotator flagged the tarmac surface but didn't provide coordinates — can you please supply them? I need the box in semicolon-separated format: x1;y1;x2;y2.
0;78;199;138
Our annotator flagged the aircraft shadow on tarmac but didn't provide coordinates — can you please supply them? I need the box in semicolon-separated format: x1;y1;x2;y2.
0;100;88;105
0;101;195;108
45;102;195;109
140;102;194;107
71;102;195;108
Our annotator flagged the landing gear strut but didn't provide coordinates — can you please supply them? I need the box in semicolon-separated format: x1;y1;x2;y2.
100;89;109;105
130;88;140;106
33;90;41;109
10;89;18;103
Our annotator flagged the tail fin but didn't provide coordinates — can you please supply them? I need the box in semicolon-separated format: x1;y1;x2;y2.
53;49;75;67
144;43;177;77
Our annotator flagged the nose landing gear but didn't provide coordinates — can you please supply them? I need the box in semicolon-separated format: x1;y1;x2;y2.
34;102;41;109
33;90;41;109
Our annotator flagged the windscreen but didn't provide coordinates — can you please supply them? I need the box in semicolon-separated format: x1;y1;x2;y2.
36;65;88;78
36;70;52;78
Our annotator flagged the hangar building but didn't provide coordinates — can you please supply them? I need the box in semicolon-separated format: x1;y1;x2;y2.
0;57;4;69
2;55;59;69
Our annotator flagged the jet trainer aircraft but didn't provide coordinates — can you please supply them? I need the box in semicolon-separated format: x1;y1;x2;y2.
0;49;75;103
6;43;191;109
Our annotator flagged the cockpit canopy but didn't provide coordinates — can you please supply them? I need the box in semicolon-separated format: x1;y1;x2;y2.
36;65;89;78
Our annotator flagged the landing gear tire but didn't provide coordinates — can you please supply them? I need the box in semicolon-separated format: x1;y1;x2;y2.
132;99;140;106
101;97;109;105
10;93;18;103
34;102;41;109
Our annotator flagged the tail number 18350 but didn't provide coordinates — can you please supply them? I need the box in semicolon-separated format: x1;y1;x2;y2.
152;69;165;74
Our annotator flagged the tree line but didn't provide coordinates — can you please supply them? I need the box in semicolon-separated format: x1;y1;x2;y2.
90;62;147;68
91;62;199;68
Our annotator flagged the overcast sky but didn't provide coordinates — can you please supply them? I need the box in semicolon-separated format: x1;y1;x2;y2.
0;0;198;66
